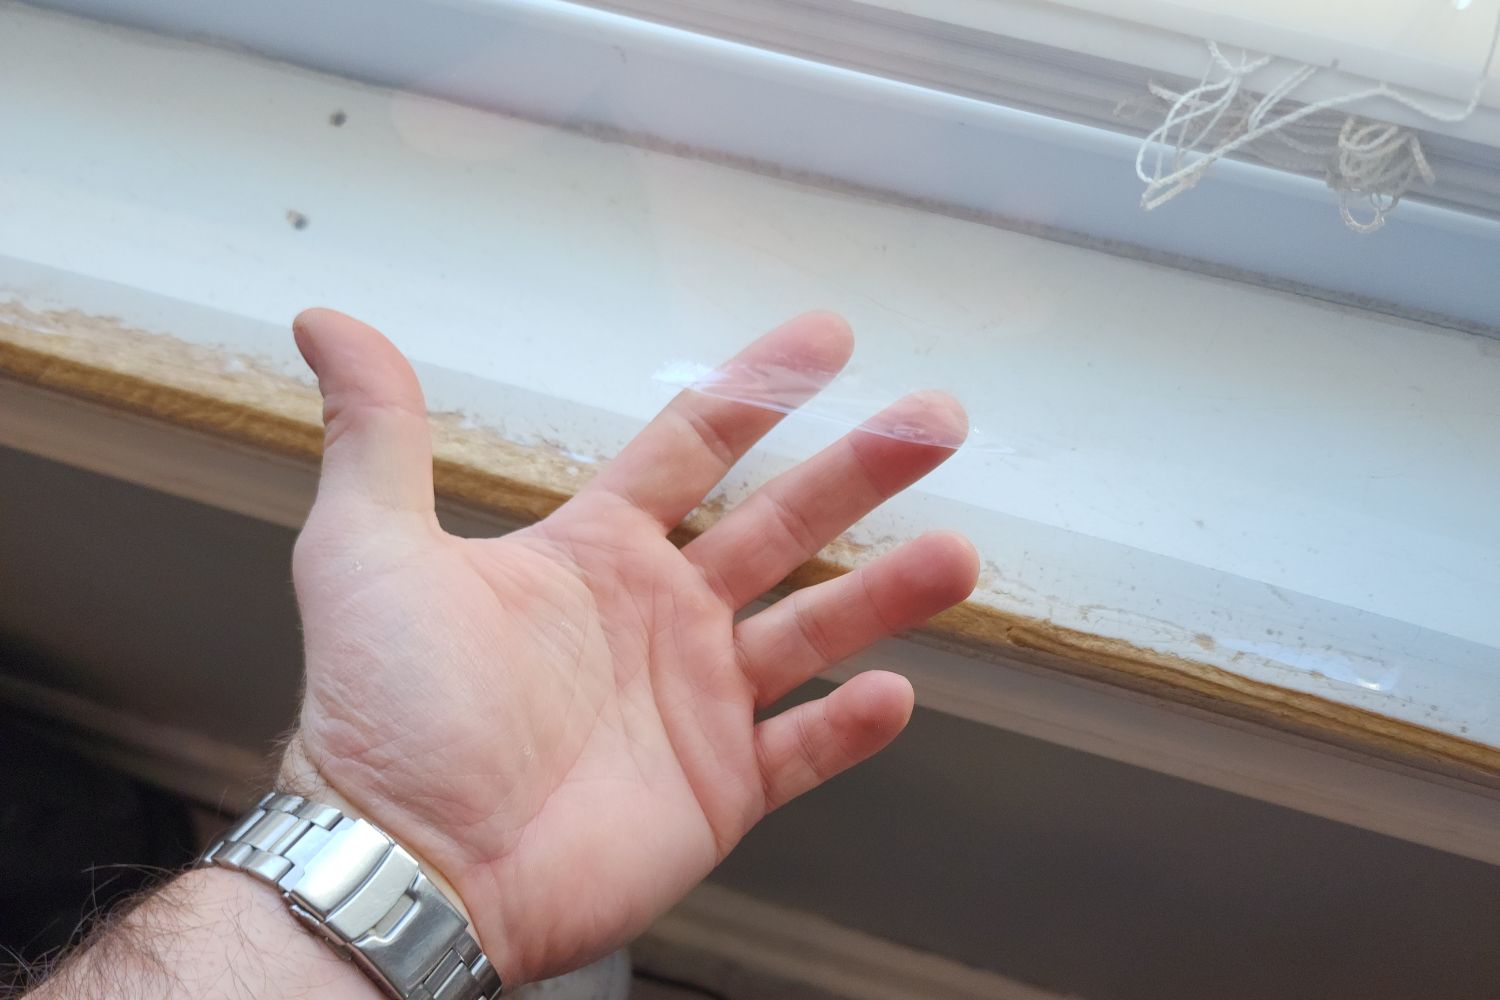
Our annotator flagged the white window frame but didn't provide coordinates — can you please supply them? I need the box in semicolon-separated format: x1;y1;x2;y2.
25;0;1500;335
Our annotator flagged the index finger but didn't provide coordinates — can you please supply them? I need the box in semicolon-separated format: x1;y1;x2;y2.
579;312;855;530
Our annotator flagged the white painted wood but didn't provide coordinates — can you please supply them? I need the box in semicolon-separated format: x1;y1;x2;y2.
21;0;1500;332
1;11;1497;748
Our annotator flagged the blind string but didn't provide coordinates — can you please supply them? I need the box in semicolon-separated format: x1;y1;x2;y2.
1123;11;1500;231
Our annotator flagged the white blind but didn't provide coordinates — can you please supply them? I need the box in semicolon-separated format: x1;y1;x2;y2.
857;0;1500;111
1049;0;1500;104
24;0;1500;327
587;0;1500;223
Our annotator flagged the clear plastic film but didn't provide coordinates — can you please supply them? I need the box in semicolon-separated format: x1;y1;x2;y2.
654;355;1422;698
652;359;1014;454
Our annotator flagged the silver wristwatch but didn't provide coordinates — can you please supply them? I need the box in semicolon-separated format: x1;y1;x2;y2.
201;792;502;999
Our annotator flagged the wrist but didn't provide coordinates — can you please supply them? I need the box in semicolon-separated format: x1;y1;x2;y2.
277;732;477;931
207;773;502;999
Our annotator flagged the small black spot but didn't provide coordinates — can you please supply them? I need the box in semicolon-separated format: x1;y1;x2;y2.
329;110;347;126
287;210;309;230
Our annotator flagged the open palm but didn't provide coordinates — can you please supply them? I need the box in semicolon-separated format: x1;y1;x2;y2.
284;309;978;987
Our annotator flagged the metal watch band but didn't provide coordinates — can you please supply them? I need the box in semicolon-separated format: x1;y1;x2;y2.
201;792;501;1000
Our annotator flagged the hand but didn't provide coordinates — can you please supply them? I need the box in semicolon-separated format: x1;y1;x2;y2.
285;309;978;985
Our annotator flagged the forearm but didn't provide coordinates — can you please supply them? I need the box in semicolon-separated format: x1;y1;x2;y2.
27;867;382;1000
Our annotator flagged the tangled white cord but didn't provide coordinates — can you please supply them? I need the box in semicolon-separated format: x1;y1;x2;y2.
1129;20;1499;233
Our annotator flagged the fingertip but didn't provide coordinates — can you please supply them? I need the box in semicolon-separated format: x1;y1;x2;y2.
757;670;914;812
293;306;345;333
884;531;979;613
870;390;969;449
834;670;915;748
921;530;981;602
290;309;422;402
917;390;970;446
797;309;854;341
863;669;916;726
779;310;855;374
292;309;327;372
292;308;360;376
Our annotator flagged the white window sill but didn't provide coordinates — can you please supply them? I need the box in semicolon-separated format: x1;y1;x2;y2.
4;4;1500;858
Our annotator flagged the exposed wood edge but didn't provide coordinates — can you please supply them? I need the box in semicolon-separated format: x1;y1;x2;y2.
0;376;522;539
918;614;1500;788
0;305;578;526
639;883;1071;1000
4;303;1499;786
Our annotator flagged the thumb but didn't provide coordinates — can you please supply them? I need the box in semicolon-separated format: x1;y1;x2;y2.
293;308;436;518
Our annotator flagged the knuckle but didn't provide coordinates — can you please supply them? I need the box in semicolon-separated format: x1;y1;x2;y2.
675;405;738;469
794;711;831;781
764;491;821;556
791;594;840;665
